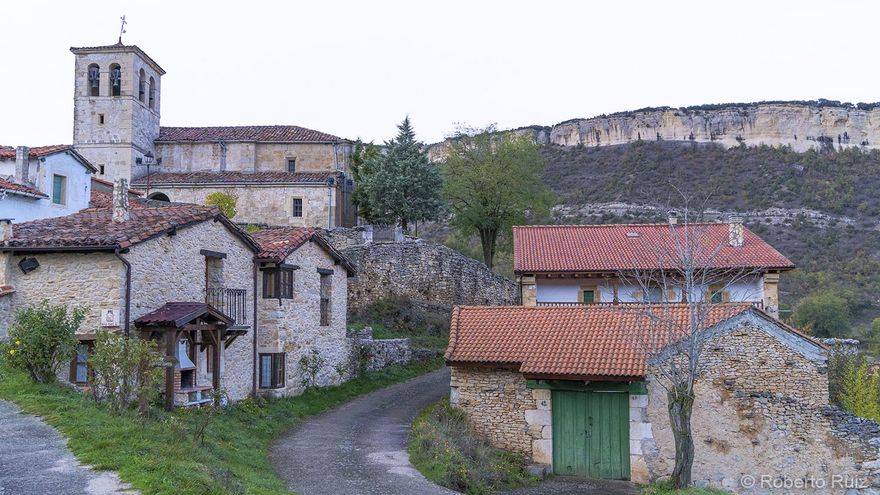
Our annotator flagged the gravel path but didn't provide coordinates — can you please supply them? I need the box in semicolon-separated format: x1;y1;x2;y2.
270;368;456;495
0;399;134;495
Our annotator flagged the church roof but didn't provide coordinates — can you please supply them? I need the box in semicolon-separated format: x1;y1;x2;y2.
132;170;343;187
70;43;165;75
156;125;346;144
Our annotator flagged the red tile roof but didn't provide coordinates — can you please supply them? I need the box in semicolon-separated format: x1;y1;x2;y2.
0;177;47;199
157;125;345;143
513;223;794;273
445;304;755;379
91;177;144;195
0;145;98;172
0;203;256;252
134;302;232;328
250;226;355;274
88;187;151;209
131;171;343;187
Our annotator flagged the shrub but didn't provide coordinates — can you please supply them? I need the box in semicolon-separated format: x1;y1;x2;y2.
837;355;880;421
3;301;83;383
299;349;325;389
205;191;238;219
790;292;851;338
89;331;163;415
408;399;534;494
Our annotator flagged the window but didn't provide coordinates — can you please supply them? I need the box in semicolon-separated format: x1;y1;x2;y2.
287;158;296;172
99;164;105;175
52;174;67;205
292;198;303;218
319;270;332;326
98;114;105;125
69;341;93;384
259;353;285;389
109;63;122;97
138;69;146;102
148;77;156;109
708;283;729;304
581;286;599;304
263;267;295;299
87;64;100;96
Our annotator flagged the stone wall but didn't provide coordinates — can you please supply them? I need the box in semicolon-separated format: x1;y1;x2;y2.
147;183;338;228
348;326;412;372
334;234;519;320
156;142;350;174
256;240;350;397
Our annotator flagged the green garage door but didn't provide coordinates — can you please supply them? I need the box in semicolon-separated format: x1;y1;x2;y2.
552;390;630;479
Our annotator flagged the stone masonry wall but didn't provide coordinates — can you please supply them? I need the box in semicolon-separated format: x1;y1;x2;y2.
642;319;880;493
338;236;519;318
349;327;412;372
256;240;350;397
449;367;551;462
127;219;256;401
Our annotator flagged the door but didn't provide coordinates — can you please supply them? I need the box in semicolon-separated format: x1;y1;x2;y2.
552;389;630;479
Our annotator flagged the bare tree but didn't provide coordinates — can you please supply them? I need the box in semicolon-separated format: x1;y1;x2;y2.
616;194;762;488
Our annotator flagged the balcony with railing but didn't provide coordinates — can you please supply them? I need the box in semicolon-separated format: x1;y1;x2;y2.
205;287;249;326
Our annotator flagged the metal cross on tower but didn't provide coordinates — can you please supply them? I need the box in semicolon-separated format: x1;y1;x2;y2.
118;15;127;44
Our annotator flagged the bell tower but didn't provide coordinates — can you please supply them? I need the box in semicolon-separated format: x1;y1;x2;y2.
70;41;164;182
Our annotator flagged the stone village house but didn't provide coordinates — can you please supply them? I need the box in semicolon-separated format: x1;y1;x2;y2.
445;304;880;493
0;181;354;407
514;218;793;319
446;220;880;493
66;41;355;228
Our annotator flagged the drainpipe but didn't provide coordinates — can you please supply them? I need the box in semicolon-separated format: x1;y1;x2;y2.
327;178;335;228
114;248;132;337
252;259;258;397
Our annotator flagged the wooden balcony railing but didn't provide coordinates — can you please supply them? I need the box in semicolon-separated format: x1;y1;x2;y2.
205;287;249;326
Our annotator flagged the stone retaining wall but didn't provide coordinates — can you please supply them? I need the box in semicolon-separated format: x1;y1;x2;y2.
349;326;413;372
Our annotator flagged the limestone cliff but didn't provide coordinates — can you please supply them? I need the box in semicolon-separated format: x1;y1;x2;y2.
427;100;880;159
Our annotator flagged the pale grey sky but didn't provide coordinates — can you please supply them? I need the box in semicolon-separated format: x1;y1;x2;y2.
1;0;876;145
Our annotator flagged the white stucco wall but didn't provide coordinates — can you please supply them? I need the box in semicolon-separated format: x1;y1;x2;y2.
0;153;93;222
535;275;764;304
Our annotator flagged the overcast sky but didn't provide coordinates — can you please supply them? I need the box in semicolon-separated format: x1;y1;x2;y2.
1;0;876;145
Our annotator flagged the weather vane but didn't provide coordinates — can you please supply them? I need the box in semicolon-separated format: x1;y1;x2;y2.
118;15;127;44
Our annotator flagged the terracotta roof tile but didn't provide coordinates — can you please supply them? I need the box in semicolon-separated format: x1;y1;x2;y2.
131;171;343;186
134;302;232;328
250;226;356;274
0;177;47;199
513;223;794;273
156;125;345;143
1;203;222;250
445;304;753;379
0;144;73;159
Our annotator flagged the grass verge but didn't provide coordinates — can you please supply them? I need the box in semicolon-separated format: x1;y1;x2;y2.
0;356;444;495
642;481;732;495
408;399;536;495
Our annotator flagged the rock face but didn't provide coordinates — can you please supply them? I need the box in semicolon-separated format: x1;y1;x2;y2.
427;101;880;158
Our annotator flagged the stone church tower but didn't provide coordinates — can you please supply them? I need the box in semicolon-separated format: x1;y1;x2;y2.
71;43;164;182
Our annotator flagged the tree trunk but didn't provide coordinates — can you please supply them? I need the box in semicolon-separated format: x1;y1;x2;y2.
478;228;497;269
668;386;695;489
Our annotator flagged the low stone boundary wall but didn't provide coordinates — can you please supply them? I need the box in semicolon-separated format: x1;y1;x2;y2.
348;326;413;372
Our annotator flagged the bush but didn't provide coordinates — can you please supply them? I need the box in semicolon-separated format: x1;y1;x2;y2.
205;191;238;219
3;301;83;383
836;354;880;421
408;399;535;494
790;293;851;338
89;331;163;415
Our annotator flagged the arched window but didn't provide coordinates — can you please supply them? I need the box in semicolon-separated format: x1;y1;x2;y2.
87;64;100;96
148;77;156;109
148;192;170;202
138;69;146;102
109;63;122;97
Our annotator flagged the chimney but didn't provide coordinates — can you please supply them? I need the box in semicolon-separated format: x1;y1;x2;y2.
112;178;130;223
668;210;678;225
0;219;12;242
14;146;29;183
728;216;744;247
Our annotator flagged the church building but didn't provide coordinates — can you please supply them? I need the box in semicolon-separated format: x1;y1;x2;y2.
69;41;355;228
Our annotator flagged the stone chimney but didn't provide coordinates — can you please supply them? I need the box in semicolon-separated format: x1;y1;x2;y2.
14;146;29;183
112;178;130;223
0;219;12;242
728;216;744;247
668;210;678;225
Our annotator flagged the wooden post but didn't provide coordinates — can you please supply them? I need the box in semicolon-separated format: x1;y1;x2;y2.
212;328;221;395
164;329;176;411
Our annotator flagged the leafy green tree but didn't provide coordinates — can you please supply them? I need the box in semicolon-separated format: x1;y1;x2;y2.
354;117;445;230
790;292;851;337
350;139;381;224
205;191;237;219
89;331;163;415
442;127;554;268
3;301;83;383
839;356;880;421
